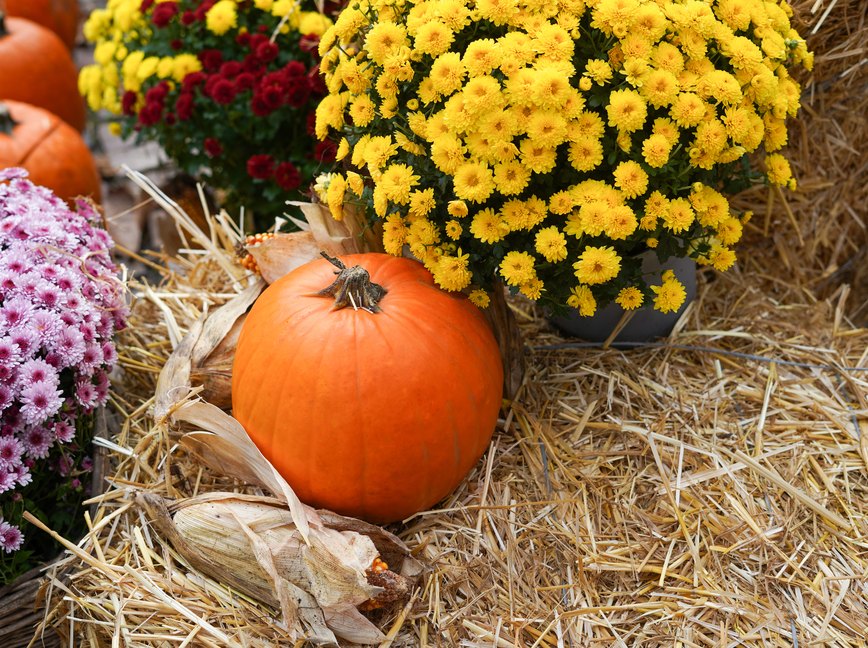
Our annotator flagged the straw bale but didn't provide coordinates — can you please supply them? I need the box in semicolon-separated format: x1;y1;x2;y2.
32;1;868;645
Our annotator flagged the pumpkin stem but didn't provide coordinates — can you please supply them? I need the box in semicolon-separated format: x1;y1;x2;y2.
0;103;17;135
0;13;7;38
317;252;387;313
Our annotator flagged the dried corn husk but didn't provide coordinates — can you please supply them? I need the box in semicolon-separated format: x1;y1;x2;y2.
137;492;414;646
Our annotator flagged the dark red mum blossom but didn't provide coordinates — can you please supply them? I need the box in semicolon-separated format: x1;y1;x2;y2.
170;39;183;50
274;162;301;191
210;79;236;105
251;94;274;117
234;72;255;92
181;10;196;25
305;111;316;136
219;61;243;79
182;71;206;90
285;77;311;108
236;32;251;46
260;85;284;110
284;61;306;78
314;140;337;163
121;90;139;116
194;0;217;21
145;81;170;104
151;1;178;28
175;93;194;120
308;68;327;96
199;49;224;72
137;101;163;126
242;55;265;75
140;0;155;11
204;138;223;157
255;41;279;64
246;154;275;180
248;34;268;51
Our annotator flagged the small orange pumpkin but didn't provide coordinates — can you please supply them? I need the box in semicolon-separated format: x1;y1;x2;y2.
5;0;79;49
0;100;101;203
232;253;503;524
0;14;86;131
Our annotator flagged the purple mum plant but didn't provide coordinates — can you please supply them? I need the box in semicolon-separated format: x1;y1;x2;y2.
0;168;126;578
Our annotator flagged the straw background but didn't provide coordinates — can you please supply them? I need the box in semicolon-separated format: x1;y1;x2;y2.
33;1;867;646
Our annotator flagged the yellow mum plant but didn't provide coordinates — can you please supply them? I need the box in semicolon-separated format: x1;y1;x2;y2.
315;0;812;314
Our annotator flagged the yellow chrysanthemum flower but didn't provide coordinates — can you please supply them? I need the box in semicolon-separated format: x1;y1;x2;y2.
642;134;672;168
476;0;519;26
469;289;491;308
349;94;376;126
606;89;647;132
500;251;537;286
434;252;473;291
765;153;793;186
573;246;621;285
605;205;639;240
205;1;237;36
414;21;454;56
447;200;469;218
382;214;407;255
612;161;649;198
365;21;408;65
616;287;644;310
408;188;436;218
651;271;687;313
519;277;544;300
429;52;465;96
377;163;420;205
445;219;463;239
326;174;347;222
567;285;597;316
669;93;707;127
463;38;501;77
709;244;737;271
661;197;695;233
534;227;568;262
493;160;531;196
470;208;509;243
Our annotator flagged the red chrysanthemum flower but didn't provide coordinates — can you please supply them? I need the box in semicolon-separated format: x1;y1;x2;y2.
274;161;301;190
247;154;275;179
204;137;223;157
151;1;178;28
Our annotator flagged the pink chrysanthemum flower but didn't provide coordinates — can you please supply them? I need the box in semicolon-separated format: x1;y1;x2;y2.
0;520;24;553
0;168;127;560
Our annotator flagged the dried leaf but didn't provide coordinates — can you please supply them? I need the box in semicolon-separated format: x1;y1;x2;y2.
323;604;388;644
153;315;203;424
286;201;382;257
173;400;315;542
316;511;423;579
246;231;326;284
191;281;263;366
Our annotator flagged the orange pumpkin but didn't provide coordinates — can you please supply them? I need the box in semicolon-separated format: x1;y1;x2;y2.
232;253;503;523
5;0;79;49
0;100;101;203
0;14;86;131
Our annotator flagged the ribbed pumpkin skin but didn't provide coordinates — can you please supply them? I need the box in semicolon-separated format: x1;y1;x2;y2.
6;0;80;49
232;254;503;524
0;101;101;203
0;17;86;131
